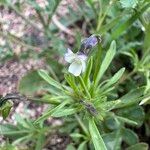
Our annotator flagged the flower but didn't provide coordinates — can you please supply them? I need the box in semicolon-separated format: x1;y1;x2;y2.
64;48;87;76
79;35;101;54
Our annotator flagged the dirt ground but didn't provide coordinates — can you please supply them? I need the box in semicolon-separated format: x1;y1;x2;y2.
0;0;78;149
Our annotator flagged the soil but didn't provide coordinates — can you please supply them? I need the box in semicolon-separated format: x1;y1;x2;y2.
0;0;78;149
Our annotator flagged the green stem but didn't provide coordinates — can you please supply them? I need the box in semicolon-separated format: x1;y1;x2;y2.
96;0;103;29
96;0;115;32
78;76;91;99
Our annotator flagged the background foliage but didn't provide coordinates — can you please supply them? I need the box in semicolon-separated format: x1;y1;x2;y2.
0;0;150;149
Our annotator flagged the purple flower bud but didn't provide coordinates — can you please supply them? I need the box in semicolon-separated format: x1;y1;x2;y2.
79;35;101;54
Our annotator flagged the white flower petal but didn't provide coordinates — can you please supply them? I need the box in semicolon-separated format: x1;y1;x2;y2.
68;61;82;76
67;48;73;54
64;48;76;63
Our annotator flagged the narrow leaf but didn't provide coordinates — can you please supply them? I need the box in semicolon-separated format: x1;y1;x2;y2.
100;100;121;111
89;118;107;150
35;134;45;150
111;3;150;40
78;141;87;150
95;41;116;87
117;116;138;126
70;133;86;139
101;68;125;91
35;101;68;123
13;134;33;145
78;76;91;99
100;15;122;34
38;69;62;90
126;142;148;150
84;57;93;87
139;96;150;105
51;108;79;117
64;74;79;93
115;87;145;108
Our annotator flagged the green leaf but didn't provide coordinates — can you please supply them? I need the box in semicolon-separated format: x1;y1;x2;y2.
86;0;97;17
115;87;145;108
0;101;12;119
122;128;138;146
93;44;103;84
120;0;138;8
51;107;79;117
89;118;107;150
102;131;122;150
83;57;93;87
78;141;87;150
35;134;45;150
100;100;121;111
104;116;120;130
0;143;17;150
13;134;33;145
78;76;91;99
14;114;36;131
70;133;86;139
35;101;68;123
117;105;145;127
14;114;30;129
101;68;125;91
0;124;29;135
126;142;149;150
64;74;79;93
100;15;122;34
18;70;46;95
113;128;122;150
143;23;150;51
111;3;150;40
139;96;150;105
0;124;19;135
38;69;63;90
41;95;64;104
66;144;76;150
116;116;138;126
94;41;116;87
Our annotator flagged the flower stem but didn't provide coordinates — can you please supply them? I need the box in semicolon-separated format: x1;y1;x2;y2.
78;76;91;99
